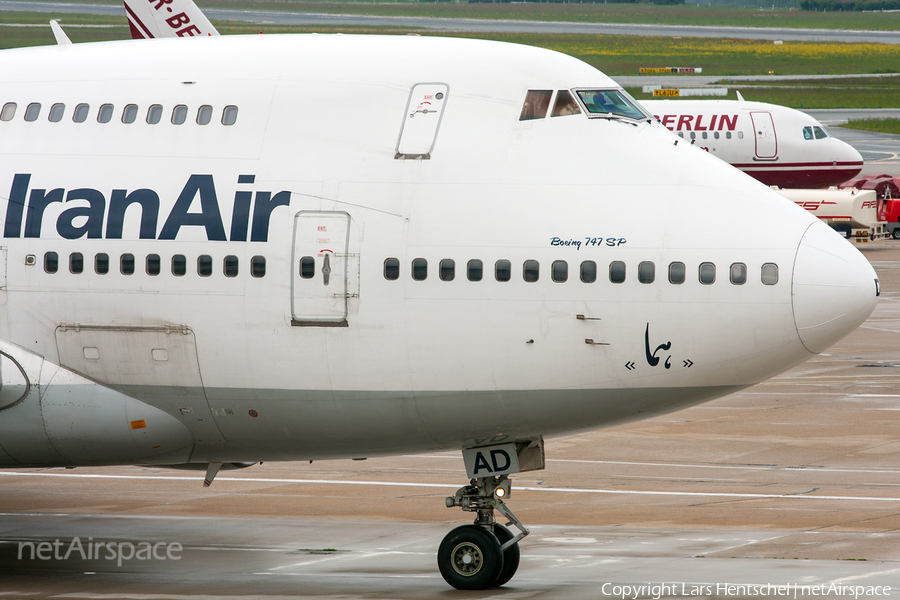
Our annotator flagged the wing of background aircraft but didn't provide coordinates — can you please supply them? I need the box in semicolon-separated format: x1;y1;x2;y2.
124;0;219;39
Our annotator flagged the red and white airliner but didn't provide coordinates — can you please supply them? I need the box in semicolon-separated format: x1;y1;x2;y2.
642;97;864;188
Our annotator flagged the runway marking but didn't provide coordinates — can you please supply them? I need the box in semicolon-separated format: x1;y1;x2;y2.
2;471;899;503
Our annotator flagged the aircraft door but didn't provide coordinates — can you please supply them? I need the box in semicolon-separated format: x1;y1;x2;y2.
395;83;449;159
751;111;777;159
291;211;352;326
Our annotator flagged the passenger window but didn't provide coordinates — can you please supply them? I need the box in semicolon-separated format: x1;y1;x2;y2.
251;256;266;278
0;102;15;121
172;105;188;125
69;252;83;274
699;262;716;285
551;90;581;117
147;104;163;124
172;254;186;276
690;132;696;140
198;255;212;277
609;261;626;284
73;103;89;123
440;259;455;281
523;260;539;283
726;131;732;139
44;252;58;274
495;260;511;282
384;258;400;280
98;104;113;123
224;255;238;277
714;131;720;139
730;263;747;285
197;105;213;125
120;253;135;275
638;261;655;284
467;259;483;282
519;90;552;121
48;103;65;123
803;126;813;140
551;260;567;283
580;260;596;283
412;258;427;281
678;132;684;138
701;132;708;140
814;126;828;139
222;105;238;126
95;253;109;275
737;131;744;139
761;263;778;285
122;104;138;124
299;256;315;279
146;254;160;276
24;103;41;122
668;262;685;284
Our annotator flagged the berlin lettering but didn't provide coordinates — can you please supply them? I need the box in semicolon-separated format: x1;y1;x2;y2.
3;174;290;242
655;114;738;132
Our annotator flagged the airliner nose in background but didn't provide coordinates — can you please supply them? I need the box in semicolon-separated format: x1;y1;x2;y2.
0;34;879;590
642;98;864;188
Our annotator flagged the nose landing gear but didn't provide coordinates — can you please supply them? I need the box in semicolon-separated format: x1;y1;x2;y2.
439;474;529;590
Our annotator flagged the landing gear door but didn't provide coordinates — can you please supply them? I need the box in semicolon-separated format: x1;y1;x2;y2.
395;83;449;160
751;111;777;159
291;211;351;326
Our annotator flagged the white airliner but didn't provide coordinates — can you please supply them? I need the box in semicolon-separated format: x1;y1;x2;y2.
0;34;878;590
118;0;864;192
642;98;863;188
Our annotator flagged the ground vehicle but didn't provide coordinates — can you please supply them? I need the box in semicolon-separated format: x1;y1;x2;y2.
840;175;900;240
777;186;890;242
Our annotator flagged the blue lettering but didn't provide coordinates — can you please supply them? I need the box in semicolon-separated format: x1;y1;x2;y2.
24;188;64;238
57;188;105;239
107;189;159;240
3;174;290;242
158;175;226;241
250;190;290;243
3;174;30;238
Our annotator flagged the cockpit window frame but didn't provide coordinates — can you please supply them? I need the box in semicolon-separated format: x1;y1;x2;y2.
572;87;651;122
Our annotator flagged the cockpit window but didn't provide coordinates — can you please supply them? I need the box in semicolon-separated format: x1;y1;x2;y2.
813;126;828;139
803;126;813;140
519;90;552;121
576;89;648;121
551;90;581;117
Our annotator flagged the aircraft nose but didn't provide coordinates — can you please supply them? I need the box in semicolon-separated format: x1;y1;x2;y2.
792;221;879;354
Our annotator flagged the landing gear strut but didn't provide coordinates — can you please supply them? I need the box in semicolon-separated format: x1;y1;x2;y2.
438;474;529;590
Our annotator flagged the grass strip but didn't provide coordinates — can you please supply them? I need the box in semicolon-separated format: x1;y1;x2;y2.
843;118;900;135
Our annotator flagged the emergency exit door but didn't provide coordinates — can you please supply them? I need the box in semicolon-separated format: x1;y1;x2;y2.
751;111;777;159
291;211;351;326
395;83;449;159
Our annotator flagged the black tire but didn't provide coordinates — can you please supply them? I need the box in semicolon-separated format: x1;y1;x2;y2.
891;228;900;240
490;524;521;588
437;525;503;590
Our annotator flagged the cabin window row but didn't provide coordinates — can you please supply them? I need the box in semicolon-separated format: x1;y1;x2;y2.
43;252;266;278
679;130;743;140
380;258;779;286
0;102;238;126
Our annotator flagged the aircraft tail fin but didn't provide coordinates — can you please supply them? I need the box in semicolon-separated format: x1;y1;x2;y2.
124;0;219;39
49;20;71;45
